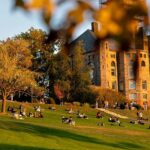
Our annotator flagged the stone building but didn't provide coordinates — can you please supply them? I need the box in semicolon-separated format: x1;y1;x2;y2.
71;21;150;106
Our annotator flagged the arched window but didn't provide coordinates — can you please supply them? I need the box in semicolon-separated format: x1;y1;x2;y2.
111;61;115;67
141;61;146;67
111;61;116;76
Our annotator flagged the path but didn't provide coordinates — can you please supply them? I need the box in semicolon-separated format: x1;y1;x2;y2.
96;108;128;119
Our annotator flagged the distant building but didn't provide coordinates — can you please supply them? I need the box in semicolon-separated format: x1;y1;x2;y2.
71;21;150;106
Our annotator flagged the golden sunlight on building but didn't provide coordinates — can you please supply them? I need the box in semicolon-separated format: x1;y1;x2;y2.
71;21;150;107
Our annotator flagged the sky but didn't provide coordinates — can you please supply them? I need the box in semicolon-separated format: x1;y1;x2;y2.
0;0;96;41
0;0;150;41
0;0;47;40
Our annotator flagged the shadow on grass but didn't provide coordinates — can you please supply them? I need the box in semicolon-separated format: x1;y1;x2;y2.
0;144;59;150
0;120;144;150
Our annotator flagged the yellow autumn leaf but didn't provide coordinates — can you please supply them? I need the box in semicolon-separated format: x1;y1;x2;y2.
27;0;55;14
127;20;139;33
107;22;122;35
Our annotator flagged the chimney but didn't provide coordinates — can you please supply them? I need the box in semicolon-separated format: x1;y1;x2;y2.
91;22;99;35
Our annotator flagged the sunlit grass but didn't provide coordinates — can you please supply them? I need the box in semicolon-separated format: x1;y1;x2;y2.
0;101;150;150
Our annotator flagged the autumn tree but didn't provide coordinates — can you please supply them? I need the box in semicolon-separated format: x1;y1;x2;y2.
16;28;51;72
70;41;91;102
91;86;126;107
0;39;44;113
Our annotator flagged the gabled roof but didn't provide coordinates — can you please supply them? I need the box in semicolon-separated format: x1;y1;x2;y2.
71;29;98;53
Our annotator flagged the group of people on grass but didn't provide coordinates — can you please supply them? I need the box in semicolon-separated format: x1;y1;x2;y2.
7;103;149;129
7;105;44;119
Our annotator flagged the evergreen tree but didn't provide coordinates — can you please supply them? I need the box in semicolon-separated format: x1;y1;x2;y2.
70;41;91;102
49;51;71;102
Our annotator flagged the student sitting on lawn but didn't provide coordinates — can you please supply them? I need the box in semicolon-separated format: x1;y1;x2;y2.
61;116;75;126
68;108;74;114
29;112;34;117
137;111;143;120
109;116;120;124
77;113;88;119
96;111;103;118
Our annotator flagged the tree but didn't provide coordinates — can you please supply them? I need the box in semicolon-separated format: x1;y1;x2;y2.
91;86;126;107
70;41;91;101
16;28;54;101
0;39;44;113
48;41;91;103
16;28;52;72
49;51;71;102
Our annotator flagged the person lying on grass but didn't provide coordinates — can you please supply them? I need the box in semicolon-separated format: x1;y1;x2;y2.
61;116;75;126
77;113;88;119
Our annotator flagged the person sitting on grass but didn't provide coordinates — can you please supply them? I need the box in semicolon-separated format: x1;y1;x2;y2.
96;111;103;118
8;106;16;113
68;117;75;126
12;112;24;120
49;106;56;111
77;113;88;119
109;116;120;124
68;108;74;114
20;108;27;117
38;112;44;118
137;111;143;120
29;112;34;117
7;106;12;112
61;116;75;126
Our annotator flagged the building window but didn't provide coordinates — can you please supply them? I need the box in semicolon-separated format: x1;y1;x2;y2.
111;69;116;76
132;54;136;59
141;61;146;67
111;61;115;67
142;80;147;90
106;43;108;49
111;61;116;76
143;93;147;99
128;67;135;78
90;69;94;83
112;81;117;90
126;53;130;59
129;80;136;90
119;82;124;91
111;54;115;58
128;60;135;78
140;54;142;57
144;54;146;58
129;93;137;100
129;60;134;66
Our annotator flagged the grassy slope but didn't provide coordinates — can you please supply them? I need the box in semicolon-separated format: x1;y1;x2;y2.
0;101;150;150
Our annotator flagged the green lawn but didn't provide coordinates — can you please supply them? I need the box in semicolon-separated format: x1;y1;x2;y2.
0;101;150;150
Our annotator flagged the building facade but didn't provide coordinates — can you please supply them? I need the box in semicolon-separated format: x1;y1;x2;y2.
72;22;150;106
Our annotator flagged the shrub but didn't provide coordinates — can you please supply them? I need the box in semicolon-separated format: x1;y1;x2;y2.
90;86;127;106
72;88;97;104
120;103;126;109
73;101;80;106
132;104;142;110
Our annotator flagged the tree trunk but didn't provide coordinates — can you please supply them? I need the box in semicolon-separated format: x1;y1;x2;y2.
2;96;7;113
